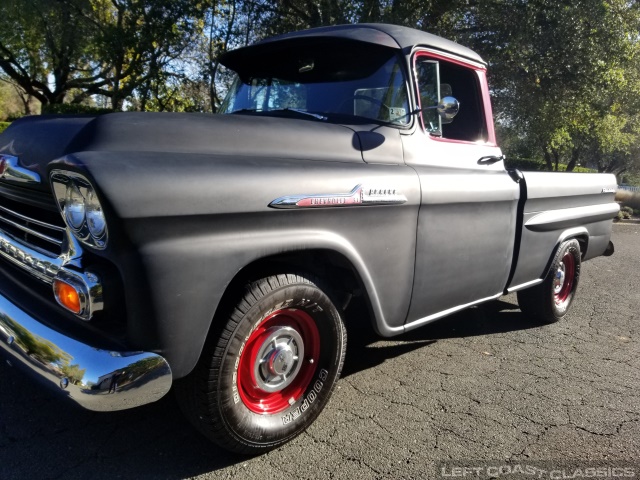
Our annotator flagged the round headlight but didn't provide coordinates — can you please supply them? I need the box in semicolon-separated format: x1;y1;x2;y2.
86;189;106;238
51;170;109;250
65;184;85;230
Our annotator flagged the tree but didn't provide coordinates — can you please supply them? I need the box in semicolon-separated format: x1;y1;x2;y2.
60;363;86;385
471;0;640;173
83;0;206;110
0;0;205;110
0;0;93;106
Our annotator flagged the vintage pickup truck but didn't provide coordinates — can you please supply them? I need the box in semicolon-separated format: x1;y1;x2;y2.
0;24;619;454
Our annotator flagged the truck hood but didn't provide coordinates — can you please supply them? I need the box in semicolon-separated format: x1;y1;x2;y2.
0;112;373;191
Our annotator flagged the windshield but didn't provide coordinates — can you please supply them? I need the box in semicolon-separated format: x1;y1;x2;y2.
220;41;410;126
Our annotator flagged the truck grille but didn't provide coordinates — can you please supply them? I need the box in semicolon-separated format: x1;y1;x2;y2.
0;195;66;257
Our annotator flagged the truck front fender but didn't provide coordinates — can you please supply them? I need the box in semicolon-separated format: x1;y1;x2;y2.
136;227;409;377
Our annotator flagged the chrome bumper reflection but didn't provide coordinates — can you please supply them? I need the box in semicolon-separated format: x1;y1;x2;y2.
0;292;172;412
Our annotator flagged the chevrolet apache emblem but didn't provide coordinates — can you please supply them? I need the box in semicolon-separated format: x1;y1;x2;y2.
269;185;408;208
0;154;41;185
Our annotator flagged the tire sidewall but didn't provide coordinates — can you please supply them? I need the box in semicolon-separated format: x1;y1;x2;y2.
217;281;344;447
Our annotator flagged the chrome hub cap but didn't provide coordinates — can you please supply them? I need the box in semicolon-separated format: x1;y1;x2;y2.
253;327;304;393
553;264;566;294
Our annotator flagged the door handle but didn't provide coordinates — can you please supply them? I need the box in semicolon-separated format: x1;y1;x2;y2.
477;154;505;165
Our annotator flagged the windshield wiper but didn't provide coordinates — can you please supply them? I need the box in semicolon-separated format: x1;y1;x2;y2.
281;108;327;121
230;108;327;121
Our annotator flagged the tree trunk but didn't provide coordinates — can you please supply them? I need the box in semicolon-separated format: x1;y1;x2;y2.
360;0;382;22
543;150;553;171
566;148;580;172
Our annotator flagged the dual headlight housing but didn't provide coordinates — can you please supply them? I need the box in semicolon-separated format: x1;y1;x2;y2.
50;170;108;249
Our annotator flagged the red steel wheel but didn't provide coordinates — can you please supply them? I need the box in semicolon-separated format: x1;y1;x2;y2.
517;238;581;324
237;308;320;414
553;251;576;307
175;273;346;454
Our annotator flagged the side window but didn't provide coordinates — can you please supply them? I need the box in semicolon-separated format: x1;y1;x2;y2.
415;55;488;142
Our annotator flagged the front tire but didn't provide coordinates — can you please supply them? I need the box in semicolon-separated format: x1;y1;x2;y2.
517;238;581;324
176;273;347;454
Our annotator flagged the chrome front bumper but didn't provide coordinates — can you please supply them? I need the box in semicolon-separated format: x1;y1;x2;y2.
0;291;172;412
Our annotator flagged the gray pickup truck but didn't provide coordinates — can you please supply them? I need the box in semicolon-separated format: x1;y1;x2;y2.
0;24;619;454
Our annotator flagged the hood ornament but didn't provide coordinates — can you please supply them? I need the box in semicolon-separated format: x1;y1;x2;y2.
0;154;41;185
269;184;407;209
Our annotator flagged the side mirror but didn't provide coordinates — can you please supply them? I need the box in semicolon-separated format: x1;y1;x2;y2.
437;96;460;121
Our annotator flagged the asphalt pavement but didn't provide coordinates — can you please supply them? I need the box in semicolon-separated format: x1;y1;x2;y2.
1;223;638;479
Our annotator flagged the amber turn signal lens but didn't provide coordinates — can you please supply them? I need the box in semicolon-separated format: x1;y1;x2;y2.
53;279;82;314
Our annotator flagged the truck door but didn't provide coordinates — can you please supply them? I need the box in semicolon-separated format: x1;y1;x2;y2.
402;51;520;328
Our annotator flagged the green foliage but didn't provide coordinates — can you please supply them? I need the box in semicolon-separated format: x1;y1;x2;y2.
504;157;547;171
41;104;113;115
6;113;24;122
3;316;71;365
0;121;10;134
555;164;596;173
505;157;596;173
616;202;639;219
0;0;205;109
621;173;640;187
0;0;93;105
59;364;86;385
473;0;640;175
0;82;8;119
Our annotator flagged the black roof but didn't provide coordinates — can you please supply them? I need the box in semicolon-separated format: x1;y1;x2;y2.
220;23;485;71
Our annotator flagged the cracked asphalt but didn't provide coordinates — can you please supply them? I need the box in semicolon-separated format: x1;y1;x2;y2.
1;224;638;479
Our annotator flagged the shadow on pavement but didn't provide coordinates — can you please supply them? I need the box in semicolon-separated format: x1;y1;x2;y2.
341;298;541;378
1;367;251;479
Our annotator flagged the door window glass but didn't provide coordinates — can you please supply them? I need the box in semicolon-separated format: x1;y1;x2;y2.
414;59;440;134
414;55;488;142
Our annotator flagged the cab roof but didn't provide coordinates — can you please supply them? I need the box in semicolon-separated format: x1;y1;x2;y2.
220;23;485;72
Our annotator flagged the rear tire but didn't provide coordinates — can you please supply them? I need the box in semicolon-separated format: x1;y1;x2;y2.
517;239;581;324
175;273;346;454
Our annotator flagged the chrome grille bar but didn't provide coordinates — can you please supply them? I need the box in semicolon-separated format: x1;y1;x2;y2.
0;204;65;232
0;228;60;284
0;212;64;245
0;203;65;255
